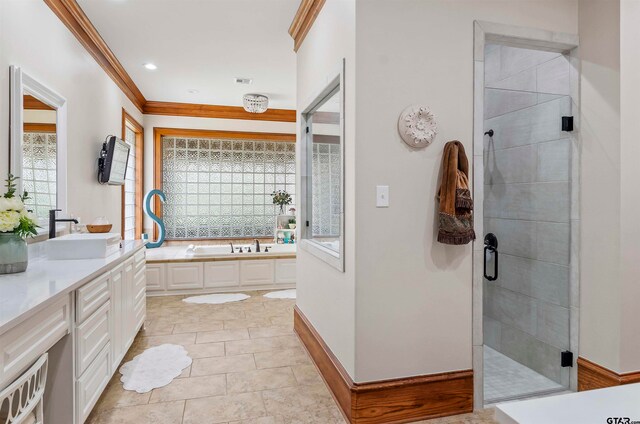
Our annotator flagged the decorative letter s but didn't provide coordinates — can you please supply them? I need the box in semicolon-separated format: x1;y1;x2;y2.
143;189;166;249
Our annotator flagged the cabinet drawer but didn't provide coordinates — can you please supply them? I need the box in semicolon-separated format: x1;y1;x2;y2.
76;301;110;376
134;266;146;296
204;261;240;288
76;343;111;424
134;296;146;332
145;264;165;291
240;260;275;286
275;259;297;284
0;296;71;387
76;272;110;323
134;249;146;271
166;263;203;290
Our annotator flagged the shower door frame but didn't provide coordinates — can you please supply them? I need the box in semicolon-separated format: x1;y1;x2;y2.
471;21;580;409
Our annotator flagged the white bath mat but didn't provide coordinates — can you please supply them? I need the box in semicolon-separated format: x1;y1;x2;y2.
182;293;250;304
263;289;296;299
119;344;192;393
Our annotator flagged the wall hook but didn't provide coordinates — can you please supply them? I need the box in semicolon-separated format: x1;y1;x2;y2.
484;129;494;137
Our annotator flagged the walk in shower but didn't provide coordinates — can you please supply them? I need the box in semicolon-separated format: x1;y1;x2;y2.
480;43;578;404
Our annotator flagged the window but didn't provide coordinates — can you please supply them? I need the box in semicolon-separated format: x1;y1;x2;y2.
157;130;296;240
300;61;345;271
121;110;143;240
22;129;56;221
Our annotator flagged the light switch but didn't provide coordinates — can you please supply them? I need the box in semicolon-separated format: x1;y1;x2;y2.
376;185;389;207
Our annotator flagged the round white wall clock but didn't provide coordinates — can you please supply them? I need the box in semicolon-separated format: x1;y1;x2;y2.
398;105;438;148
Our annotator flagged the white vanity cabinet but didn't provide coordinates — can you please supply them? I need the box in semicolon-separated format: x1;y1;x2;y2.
75;249;146;423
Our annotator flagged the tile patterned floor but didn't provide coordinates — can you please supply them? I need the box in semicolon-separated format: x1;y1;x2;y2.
88;291;497;424
483;345;564;403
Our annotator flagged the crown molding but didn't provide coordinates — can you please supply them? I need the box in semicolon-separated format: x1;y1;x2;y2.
143;101;296;122
44;0;297;122
288;0;326;52
44;0;147;112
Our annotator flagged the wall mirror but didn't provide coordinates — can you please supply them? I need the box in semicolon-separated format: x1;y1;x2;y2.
10;66;67;233
300;60;345;271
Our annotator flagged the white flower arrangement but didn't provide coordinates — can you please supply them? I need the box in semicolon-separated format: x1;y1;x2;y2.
1;174;38;238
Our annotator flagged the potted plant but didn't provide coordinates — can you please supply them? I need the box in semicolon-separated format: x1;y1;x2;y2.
288;217;296;229
0;174;38;274
271;190;292;215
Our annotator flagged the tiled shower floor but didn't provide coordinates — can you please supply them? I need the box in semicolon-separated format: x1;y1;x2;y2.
483;345;564;403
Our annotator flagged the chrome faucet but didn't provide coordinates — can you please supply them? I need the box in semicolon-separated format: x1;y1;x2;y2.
255;239;261;253
49;209;78;239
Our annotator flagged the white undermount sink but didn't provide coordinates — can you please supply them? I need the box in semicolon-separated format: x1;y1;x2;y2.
46;233;122;260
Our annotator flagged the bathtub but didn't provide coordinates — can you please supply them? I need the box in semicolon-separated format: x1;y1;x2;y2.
187;243;296;257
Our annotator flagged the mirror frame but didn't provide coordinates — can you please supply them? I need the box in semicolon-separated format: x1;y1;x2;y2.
10;66;68;232
299;59;345;272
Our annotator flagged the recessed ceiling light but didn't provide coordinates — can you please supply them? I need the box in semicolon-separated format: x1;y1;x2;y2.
143;63;157;70
187;89;199;94
234;77;252;85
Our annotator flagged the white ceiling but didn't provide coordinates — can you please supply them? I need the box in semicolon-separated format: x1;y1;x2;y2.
77;0;298;109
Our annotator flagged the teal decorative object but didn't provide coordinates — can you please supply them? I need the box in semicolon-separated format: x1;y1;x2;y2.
143;189;166;249
0;233;28;274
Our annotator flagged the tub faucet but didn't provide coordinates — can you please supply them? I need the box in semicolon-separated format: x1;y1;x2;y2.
49;209;78;239
255;239;261;253
229;242;234;253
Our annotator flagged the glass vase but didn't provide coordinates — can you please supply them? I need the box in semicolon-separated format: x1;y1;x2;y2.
0;232;28;274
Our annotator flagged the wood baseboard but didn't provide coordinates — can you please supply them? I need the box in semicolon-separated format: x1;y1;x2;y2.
577;357;640;391
293;306;473;424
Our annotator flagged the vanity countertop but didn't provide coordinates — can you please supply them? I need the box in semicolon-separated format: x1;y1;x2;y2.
0;240;145;334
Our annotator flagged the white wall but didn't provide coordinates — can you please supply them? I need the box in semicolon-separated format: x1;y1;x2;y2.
141;114;296;235
577;0;621;373
0;0;143;233
352;0;578;382
616;0;640;374
295;0;357;377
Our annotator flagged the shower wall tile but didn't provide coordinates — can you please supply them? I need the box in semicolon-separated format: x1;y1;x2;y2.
484;315;502;350
498;46;560;81
537;56;571;95
537;139;570;182
484;218;536;259
484;88;538;119
484;182;570;222
498;254;569;307
484;44;501;83
484;144;537;184
491;287;537;336
500;325;562;384
536;302;570;350
536;222;570;265
484;97;570;151
485;67;536;92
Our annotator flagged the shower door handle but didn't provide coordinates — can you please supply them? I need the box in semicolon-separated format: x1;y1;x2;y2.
484;233;498;281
